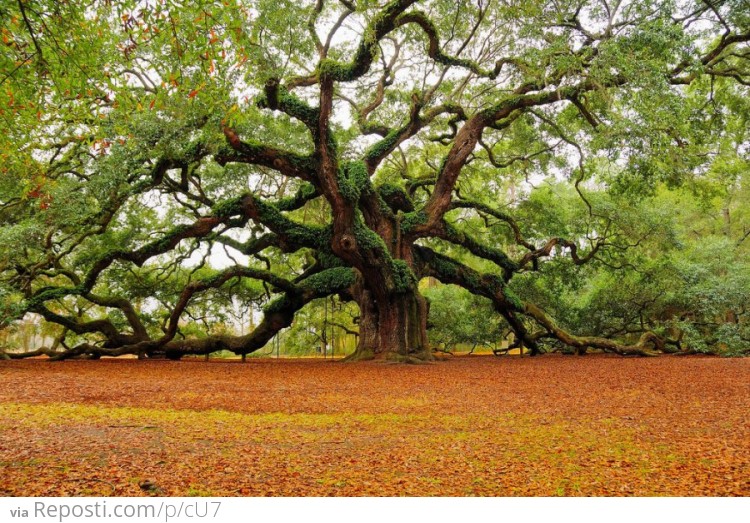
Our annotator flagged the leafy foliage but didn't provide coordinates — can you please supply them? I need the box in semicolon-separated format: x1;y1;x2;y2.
424;284;504;351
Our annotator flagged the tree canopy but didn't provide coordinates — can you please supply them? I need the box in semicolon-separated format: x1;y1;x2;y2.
1;0;748;361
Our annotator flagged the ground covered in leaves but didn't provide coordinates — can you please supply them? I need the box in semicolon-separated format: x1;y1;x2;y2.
0;355;748;496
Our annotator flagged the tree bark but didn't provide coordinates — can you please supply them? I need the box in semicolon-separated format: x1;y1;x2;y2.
347;285;432;362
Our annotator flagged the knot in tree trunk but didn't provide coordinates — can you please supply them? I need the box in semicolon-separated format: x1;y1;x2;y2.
338;234;357;253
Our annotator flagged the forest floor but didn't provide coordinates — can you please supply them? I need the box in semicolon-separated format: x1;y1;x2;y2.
0;354;748;496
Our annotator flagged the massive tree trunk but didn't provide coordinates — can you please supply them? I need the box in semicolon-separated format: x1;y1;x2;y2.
347;276;432;362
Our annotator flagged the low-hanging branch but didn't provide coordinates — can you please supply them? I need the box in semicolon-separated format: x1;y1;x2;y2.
414;246;663;357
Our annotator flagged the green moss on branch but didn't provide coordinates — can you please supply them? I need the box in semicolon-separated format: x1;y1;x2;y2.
276;183;319;211
390;259;417;293
338;161;369;203
400;210;428;234
378;183;414;213
301;267;356;295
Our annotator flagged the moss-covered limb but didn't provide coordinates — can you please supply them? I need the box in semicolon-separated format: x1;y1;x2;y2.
25;287;146;347
5;339;170;361
207;265;298;294
414;246;491;297
162;265;298;343
424;100;470;139
522;302;661;356
21;212;238;319
25;285;85;312
286;0;418;87
363;102;468;175
28;304;145;352
82;215;227;291
344;38;402;133
336;165;394;246
257;79;321;132
231;268;356;355
37;266;80;288
213;233;279;257
3;347;60;359
348;214;397;269
432;221;519;278
670;32;750;85
82;292;149;340
389;259;417;293
235;192;331;252
214;191;329;253
482;75;629;125
359;184;397;236
413;245;536;351
219;191;345;269
293;1;503;88
348;214;388;253
359;122;392;137
405;176;436;198
517;236;603;270
324;208;413;296
334;161;396;240
418;241;663;356
25;232;284;347
414;246;513;304
449;200;535;251
275;183;320;211
377;183;414;213
399;210;428;235
3;326;76;359
7;318;286;360
298;267;356;297
337;161;370;204
5;331;257;360
216;127;317;182
14;268;357;361
394;11;499;78
31;303;121;340
364;122;417;174
211;183;320;219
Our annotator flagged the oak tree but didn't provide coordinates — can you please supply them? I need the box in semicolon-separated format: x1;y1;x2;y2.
1;0;748;360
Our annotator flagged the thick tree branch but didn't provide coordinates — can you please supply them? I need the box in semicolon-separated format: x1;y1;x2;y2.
217;127;317;182
522;302;662;356
289;0;418;87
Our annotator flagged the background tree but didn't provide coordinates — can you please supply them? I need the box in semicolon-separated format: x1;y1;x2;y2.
509;177;750;356
0;0;748;361
424;283;507;353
